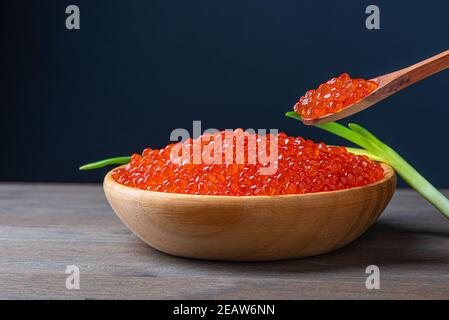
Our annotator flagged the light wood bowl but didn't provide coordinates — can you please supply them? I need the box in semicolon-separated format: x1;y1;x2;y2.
104;163;396;261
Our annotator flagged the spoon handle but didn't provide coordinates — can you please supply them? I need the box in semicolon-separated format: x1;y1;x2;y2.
382;49;449;90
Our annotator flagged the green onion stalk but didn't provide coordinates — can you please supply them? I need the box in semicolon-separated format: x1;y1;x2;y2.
285;111;449;219
79;156;131;171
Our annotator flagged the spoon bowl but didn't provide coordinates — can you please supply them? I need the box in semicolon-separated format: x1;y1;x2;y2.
302;49;449;125
104;163;396;261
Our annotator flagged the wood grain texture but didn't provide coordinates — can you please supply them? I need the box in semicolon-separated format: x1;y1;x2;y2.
0;183;449;299
303;49;449;125
104;164;396;261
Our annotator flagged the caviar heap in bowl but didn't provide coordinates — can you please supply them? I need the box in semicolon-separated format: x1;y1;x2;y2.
104;130;396;261
294;73;379;120
112;130;384;196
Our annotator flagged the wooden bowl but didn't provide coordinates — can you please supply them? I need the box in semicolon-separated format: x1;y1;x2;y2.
104;163;396;261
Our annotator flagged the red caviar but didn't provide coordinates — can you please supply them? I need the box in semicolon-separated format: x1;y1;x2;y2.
112;130;384;196
294;73;378;119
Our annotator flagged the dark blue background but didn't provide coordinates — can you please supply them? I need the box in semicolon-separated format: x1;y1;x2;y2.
1;0;449;186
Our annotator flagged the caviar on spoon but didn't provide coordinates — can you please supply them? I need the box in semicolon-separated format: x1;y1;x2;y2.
295;49;449;125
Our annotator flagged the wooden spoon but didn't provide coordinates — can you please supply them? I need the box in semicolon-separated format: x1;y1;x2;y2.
301;49;449;125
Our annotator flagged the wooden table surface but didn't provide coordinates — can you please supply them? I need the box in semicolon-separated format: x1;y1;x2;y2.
0;183;448;300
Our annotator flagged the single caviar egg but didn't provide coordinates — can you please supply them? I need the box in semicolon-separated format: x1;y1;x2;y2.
111;130;384;196
294;73;378;120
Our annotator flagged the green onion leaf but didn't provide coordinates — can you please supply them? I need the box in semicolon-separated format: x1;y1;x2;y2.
345;147;384;162
79;156;131;170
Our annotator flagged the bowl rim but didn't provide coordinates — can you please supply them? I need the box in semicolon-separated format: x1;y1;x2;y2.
104;163;395;201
